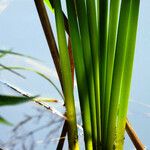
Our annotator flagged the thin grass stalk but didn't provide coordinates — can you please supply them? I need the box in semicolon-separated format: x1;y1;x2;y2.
47;0;69;35
44;1;73;147
103;0;121;144
106;0;133;149
35;2;72;148
53;0;79;149
56;120;68;150
34;0;62;88
74;0;97;147
99;0;109;139
0;63;25;79
115;0;140;149
56;37;74;149
86;0;101;146
66;0;93;149
68;37;74;83
126;120;145;150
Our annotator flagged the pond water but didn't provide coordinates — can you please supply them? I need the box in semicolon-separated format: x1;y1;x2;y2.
0;0;150;149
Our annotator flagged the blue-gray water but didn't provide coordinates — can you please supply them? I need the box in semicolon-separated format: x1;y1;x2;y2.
0;0;150;149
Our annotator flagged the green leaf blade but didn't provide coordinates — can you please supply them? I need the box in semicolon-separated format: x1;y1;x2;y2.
116;0;140;148
0;116;13;126
54;0;79;149
103;0;121;144
106;0;134;148
44;0;54;13
0;95;35;106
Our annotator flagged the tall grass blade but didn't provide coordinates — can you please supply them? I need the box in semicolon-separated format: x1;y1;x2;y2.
34;0;62;89
53;0;79;149
103;0;121;144
86;0;101;146
116;0;140;148
0;95;36;106
75;0;97;147
99;0;109;139
46;0;70;35
66;0;93;149
106;0;133;148
44;0;54;12
56;37;74;150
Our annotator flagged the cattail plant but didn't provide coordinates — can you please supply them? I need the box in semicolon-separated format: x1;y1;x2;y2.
34;0;144;149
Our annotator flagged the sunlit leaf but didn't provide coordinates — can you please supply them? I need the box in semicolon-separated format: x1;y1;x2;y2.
0;116;13;126
0;95;36;106
44;0;54;13
0;81;60;104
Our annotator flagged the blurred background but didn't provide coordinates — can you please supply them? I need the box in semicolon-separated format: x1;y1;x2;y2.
0;0;150;149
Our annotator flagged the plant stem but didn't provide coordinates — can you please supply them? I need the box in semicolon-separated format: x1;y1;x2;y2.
56;37;74;150
116;0;140;148
74;0;97;147
53;0;79;149
106;0;133;148
34;0;62;89
103;0;121;145
86;0;101;146
56;120;68;150
66;0;93;149
126;119;145;150
99;0;108;141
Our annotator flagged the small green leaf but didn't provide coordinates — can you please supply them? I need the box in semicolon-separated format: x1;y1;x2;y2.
44;0;54;13
0;63;25;79
0;116;13;126
0;49;39;61
0;95;36;106
0;66;63;99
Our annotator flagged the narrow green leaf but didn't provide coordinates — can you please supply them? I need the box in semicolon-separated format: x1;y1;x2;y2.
0;95;35;106
34;0;63;90
99;0;109;141
0;49;39;61
106;0;133;148
44;0;54;12
0;63;25;79
75;0;98;147
116;0;140;148
66;0;93;149
0;80;59;104
54;0;79;149
86;0;101;145
0;116;13;126
103;0;121;144
0;66;63;99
